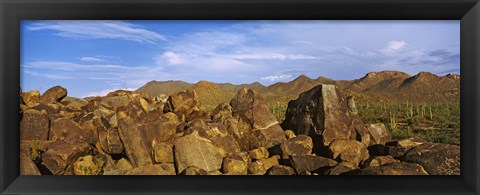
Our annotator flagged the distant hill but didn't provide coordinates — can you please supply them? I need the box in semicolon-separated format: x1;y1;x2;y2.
135;80;192;96
135;71;460;104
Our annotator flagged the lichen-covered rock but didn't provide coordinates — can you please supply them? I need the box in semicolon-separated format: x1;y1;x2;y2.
281;84;355;146
280;135;313;159
20;153;41;175
248;147;269;160
362;155;399;167
42;141;92;175
284;130;296;139
248;156;279;175
365;123;392;145
404;142;460;175
267;165;296;175
153;142;174;164
21;90;41;107
20;109;50;140
73;155;100;175
289;155;338;174
222;152;250;175
328;139;369;166
230;88;286;149
174;132;226;173
41;85;68;103
350;162;428;175
126;164;176;175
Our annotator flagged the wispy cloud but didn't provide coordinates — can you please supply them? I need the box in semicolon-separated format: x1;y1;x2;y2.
24;70;73;80
232;53;320;60
23;61;147;71
81;57;105;62
28;20;166;44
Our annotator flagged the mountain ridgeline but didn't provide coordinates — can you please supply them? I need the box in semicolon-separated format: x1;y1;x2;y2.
135;71;460;105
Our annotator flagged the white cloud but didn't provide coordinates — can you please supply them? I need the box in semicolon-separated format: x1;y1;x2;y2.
81;57;105;62
82;87;136;98
28;20;166;44
381;40;407;54
260;74;292;82
158;52;185;65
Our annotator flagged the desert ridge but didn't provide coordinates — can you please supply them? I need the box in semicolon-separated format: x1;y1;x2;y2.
19;81;460;175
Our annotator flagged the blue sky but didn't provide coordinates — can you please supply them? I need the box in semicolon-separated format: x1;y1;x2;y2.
20;20;460;98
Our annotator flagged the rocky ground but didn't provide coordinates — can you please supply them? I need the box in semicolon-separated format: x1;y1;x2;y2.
19;84;460;175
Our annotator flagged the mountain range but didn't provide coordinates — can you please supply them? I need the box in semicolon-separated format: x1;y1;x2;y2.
135;71;460;104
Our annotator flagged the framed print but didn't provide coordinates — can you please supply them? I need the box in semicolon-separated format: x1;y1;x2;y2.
1;0;479;194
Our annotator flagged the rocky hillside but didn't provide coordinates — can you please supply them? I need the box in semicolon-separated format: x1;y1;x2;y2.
134;71;460;105
19;85;460;175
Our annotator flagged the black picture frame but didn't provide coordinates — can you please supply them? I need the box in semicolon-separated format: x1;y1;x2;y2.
1;0;479;194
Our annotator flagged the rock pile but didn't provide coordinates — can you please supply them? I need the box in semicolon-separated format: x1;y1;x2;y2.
19;84;460;175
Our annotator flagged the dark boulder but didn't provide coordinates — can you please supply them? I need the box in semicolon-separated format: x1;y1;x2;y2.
404;142;460;175
20;109;50;140
41;86;68;103
281;84;355;147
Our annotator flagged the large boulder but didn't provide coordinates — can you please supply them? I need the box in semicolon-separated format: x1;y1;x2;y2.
126;164;176;175
49;118;96;145
174;132;226;173
117;118;153;167
163;90;200;120
289;155;338;174
280;135;313;159
143;112;180;146
41;86;67;103
98;128;124;154
404;142;460;175
365;123;392;145
20;109;50;140
328;139;369;166
350;162;428;175
20;153;41;175
42;141;93;175
281;84;355;147
230;88;286;149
